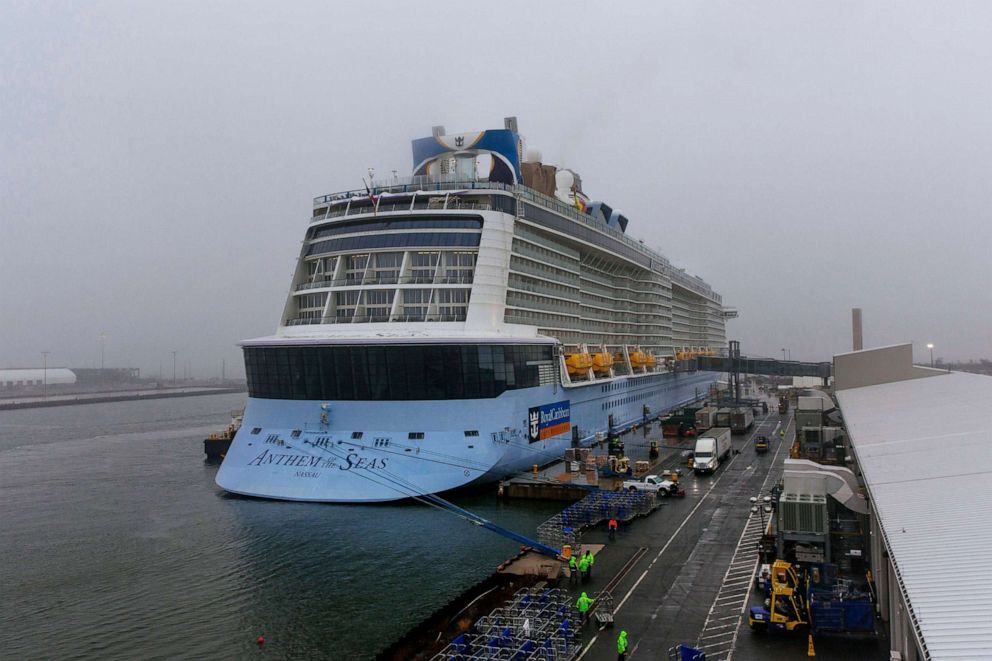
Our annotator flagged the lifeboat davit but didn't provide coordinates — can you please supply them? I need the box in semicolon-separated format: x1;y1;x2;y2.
591;352;613;375
565;352;593;376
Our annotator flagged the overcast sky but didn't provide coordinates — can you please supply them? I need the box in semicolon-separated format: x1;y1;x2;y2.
3;0;991;377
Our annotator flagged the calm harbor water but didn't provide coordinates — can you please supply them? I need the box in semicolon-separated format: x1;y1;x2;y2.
0;394;562;660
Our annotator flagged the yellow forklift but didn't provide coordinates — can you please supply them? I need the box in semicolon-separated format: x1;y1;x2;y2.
748;561;809;632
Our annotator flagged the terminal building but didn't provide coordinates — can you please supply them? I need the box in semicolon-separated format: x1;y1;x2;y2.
0;367;139;391
833;344;992;660
0;368;76;389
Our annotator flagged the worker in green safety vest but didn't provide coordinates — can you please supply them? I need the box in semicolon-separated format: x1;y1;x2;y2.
584;550;595;578
568;554;579;583
617;630;629;660
576;592;594;627
578;553;590;582
779;429;785;439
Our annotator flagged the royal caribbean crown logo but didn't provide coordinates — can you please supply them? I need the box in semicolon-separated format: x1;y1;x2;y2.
528;400;570;443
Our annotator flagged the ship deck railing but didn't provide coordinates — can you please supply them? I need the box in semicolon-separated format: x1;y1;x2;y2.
314;200;494;222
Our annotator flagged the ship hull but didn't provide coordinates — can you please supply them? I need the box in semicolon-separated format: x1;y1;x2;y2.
215;370;716;502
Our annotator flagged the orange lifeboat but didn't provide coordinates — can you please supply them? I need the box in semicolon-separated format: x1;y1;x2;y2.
565;352;593;377
591;352;613;375
645;354;658;369
629;351;648;369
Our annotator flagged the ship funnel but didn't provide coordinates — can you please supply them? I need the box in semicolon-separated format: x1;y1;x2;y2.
852;307;863;351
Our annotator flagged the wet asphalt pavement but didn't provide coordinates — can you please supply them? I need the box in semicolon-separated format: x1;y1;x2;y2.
564;403;890;661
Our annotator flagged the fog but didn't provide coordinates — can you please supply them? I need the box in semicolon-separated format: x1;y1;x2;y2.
3;1;991;378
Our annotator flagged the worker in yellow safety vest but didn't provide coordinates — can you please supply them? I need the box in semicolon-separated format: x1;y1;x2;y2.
617;630;629;660
568;554;579;583
576;592;594;627
584;550;595;578
578;553;590;582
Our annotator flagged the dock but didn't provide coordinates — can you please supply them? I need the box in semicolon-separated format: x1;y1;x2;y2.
394;391;889;661
0;386;245;410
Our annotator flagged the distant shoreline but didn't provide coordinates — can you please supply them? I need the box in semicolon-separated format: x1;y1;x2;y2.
0;386;247;410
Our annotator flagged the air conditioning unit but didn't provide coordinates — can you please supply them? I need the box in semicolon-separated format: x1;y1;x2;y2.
778;493;828;535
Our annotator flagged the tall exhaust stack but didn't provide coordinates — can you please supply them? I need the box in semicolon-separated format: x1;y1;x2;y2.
852;307;863;351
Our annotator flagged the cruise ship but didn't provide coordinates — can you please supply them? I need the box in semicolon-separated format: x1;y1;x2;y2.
216;118;733;502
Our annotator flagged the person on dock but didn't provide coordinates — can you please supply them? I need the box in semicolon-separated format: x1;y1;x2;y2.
608;517;618;541
576;592;594;628
578;553;590;582
779;429;785;439
568;554;579;583
617;630;629;660
584;550;595;578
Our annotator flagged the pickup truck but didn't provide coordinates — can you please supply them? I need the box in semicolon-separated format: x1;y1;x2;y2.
622;474;681;497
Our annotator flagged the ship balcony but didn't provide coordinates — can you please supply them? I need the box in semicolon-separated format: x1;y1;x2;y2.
284;312;467;326
294;274;474;292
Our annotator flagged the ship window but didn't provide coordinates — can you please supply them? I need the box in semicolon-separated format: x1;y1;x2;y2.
307;232;481;257
291;430;301;438
408;432;424;440
308;216;483;240
351;431;363;439
251;427;261;435
464;430;479;437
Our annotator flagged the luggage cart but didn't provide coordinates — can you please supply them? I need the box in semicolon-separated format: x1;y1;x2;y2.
668;644;706;661
593;592;614;629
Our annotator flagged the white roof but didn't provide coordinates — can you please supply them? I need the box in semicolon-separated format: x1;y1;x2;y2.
0;368;76;384
836;370;992;659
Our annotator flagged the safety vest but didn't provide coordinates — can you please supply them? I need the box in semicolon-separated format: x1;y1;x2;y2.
576;594;593;612
617;632;628;653
569;556;578;569
608;519;618;529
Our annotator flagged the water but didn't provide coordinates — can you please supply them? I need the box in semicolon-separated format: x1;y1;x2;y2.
0;394;562;660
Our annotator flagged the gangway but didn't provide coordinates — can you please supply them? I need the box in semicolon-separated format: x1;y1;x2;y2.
420;493;564;560
696;354;831;381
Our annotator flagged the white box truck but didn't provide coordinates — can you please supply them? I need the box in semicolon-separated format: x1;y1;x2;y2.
693;427;732;474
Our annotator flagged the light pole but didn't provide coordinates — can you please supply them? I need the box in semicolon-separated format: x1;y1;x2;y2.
171;351;178;385
927;343;934;368
750;495;774;532
781;348;786;361
41;351;49;398
99;333;107;370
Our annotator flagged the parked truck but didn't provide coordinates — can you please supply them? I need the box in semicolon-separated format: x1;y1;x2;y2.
692;427;731;474
778;395;789;415
694;406;717;432
622;474;682;497
714;408;732;428
730;407;755;434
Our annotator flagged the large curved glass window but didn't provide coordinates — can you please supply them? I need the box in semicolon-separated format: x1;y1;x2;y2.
244;344;554;401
